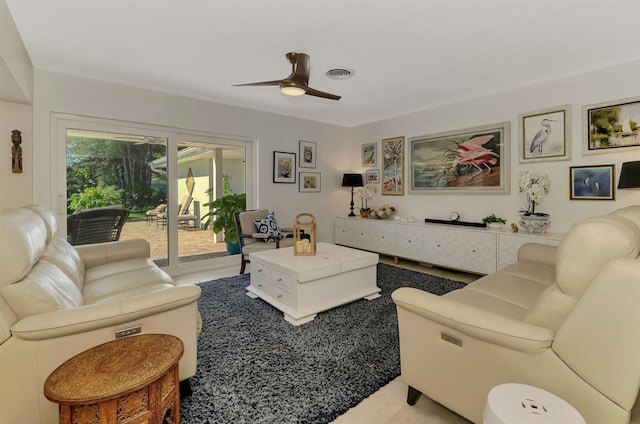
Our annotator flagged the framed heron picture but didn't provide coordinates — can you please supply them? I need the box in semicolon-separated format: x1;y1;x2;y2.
519;105;571;163
409;122;509;195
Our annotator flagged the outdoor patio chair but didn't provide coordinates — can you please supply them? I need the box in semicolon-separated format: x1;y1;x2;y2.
235;209;293;274
67;208;129;246
145;203;166;225
157;195;192;229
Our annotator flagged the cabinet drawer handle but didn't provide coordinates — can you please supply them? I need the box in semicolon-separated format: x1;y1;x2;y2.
472;249;476;253
277;278;283;282
277;294;283;298
437;244;441;247
257;268;263;272
257;283;263;287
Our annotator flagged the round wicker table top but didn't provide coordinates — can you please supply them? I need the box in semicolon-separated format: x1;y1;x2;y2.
44;334;183;404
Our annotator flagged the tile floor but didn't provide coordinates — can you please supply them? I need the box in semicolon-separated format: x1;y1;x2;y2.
174;255;479;424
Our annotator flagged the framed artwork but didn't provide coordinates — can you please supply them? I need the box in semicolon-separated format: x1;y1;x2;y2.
569;164;615;200
381;136;404;195
583;96;640;155
365;169;380;184
299;172;321;192
408;122;510;195
273;151;296;183
519;105;571;163
299;140;316;168
361;142;377;166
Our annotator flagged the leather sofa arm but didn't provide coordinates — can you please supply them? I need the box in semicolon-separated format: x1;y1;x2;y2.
10;285;201;341
392;287;554;354
518;242;558;266
75;238;151;268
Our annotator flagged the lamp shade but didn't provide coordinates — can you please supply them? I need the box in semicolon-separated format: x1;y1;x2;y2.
341;173;363;187
618;161;640;189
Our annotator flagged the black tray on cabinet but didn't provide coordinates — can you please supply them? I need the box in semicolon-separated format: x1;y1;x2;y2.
424;218;486;228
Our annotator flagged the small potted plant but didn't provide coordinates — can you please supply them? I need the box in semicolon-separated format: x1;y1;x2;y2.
482;213;506;229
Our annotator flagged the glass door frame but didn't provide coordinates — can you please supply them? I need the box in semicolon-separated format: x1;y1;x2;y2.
52;113;256;276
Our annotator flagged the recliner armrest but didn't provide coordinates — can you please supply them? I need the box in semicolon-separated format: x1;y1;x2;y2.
392;287;554;354
10;285;201;341
518;242;557;266
75;238;151;268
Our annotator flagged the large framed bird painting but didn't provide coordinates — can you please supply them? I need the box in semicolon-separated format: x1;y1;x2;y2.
519;105;571;163
409;122;510;195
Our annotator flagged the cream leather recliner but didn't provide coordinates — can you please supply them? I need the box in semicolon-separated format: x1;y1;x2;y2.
392;211;640;424
0;205;201;424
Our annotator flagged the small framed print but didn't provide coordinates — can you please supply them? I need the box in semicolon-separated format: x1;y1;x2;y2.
299;172;321;192
519;105;571;163
361;142;377;166
273;151;296;183
365;169;380;184
299;140;316;168
570;164;615;200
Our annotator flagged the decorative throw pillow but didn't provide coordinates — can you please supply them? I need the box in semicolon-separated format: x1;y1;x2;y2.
253;212;282;243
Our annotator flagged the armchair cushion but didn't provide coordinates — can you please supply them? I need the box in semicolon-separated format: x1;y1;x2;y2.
253;211;283;242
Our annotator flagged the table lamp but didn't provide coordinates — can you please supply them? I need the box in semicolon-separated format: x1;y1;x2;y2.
618;161;640;189
341;173;363;217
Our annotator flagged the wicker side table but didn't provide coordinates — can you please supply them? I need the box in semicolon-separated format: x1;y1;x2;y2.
44;334;183;424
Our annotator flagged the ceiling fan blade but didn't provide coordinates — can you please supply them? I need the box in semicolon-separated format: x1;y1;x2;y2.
305;86;341;101
233;79;286;87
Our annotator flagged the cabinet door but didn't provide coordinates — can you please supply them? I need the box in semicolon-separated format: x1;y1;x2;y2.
422;225;496;274
423;226;457;266
334;217;395;255
396;223;429;261
453;230;496;274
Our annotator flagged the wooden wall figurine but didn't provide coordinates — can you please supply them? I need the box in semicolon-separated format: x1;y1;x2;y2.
11;130;22;173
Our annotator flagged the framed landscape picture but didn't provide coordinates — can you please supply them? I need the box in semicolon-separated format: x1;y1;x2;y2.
273;151;296;183
299;172;321;192
583;97;640;155
361;142;376;166
381;136;404;195
570;164;615;200
409;122;510;194
519;105;571;163
299;140;316;168
365;169;380;184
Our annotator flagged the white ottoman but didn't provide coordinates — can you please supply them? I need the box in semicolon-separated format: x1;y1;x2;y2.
483;383;585;424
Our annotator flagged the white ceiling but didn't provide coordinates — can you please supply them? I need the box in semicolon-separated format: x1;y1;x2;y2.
5;0;640;127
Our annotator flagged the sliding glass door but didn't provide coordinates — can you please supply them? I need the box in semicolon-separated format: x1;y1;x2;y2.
55;115;250;274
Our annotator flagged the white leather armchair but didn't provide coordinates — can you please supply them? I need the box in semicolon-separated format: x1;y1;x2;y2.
392;212;640;424
0;205;201;423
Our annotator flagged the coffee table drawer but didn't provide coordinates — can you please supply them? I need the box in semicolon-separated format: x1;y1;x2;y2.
260;279;295;308
252;264;272;280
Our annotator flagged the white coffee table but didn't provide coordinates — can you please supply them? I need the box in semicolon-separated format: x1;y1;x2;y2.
247;242;380;325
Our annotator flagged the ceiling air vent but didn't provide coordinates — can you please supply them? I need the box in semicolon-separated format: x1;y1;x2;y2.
325;68;354;80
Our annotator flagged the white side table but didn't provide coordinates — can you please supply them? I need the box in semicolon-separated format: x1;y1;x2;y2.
483;383;585;424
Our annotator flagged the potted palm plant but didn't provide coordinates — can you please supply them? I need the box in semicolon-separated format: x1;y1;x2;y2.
202;191;246;254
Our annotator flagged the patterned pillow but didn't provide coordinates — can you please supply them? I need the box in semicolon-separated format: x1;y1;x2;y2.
253;212;282;243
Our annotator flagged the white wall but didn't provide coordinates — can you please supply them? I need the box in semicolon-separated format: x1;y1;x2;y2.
0;100;32;209
32;70;350;242
349;60;640;234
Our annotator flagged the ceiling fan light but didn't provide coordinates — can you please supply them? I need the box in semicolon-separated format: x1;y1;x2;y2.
280;85;305;96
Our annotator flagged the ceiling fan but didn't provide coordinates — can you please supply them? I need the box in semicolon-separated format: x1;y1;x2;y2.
234;52;341;101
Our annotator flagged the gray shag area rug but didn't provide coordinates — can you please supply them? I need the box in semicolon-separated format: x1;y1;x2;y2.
180;263;466;424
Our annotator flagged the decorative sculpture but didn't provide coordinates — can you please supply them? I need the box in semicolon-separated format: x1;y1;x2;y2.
11;130;22;173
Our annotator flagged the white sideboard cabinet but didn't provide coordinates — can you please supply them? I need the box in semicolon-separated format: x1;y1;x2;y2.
335;216;564;275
